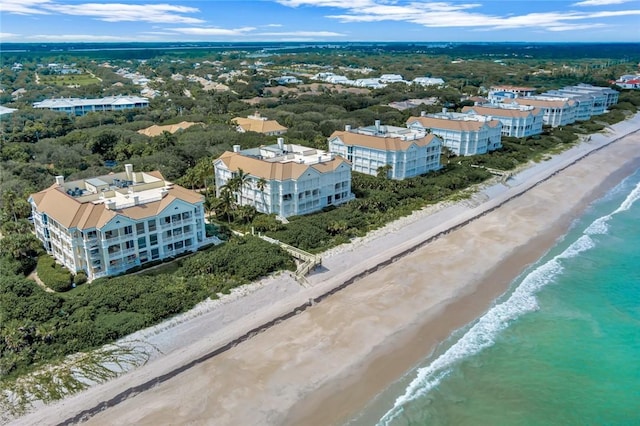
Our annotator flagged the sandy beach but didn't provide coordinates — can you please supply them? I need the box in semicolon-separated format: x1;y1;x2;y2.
13;114;640;426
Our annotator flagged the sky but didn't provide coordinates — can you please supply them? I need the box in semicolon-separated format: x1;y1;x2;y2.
1;0;639;43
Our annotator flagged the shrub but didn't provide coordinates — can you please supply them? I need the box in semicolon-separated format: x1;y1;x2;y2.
73;271;88;286
36;255;73;292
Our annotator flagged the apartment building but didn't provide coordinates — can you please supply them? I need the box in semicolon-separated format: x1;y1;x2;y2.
214;139;354;219
461;104;544;138
328;121;442;179
32;96;149;116
507;97;577;127
539;91;596;121
406;111;502;156
28;165;206;281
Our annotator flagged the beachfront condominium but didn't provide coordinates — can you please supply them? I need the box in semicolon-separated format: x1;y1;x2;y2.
538;91;596;122
232;112;288;136
32;96;149;116
505;97;577;127
28;165;207;281
328;121;442;179
406;110;502;156
461;104;544;138
214;139;354;219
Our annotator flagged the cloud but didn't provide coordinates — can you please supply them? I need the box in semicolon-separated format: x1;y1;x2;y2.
1;0;52;14
0;32;21;39
573;0;633;5
276;0;640;32
265;24;283;27
168;27;257;36
257;30;344;37
43;3;204;24
25;34;134;41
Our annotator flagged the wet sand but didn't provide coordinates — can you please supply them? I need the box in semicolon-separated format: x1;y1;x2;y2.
14;116;640;426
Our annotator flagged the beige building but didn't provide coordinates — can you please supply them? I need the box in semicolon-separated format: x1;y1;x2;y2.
214;139;353;218
232;112;288;136
28;165;207;281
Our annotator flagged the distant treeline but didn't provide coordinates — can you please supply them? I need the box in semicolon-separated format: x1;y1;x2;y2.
1;42;638;61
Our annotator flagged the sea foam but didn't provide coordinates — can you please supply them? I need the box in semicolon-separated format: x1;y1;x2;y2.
377;180;640;425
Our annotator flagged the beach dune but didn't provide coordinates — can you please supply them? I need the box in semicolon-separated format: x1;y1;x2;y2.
15;115;640;426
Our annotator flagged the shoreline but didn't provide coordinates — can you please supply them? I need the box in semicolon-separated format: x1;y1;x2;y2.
286;149;640;426
12;114;640;425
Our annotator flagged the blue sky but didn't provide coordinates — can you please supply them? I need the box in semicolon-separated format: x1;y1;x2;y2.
1;0;639;43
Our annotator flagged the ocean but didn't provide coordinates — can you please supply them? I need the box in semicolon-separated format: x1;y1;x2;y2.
350;168;640;426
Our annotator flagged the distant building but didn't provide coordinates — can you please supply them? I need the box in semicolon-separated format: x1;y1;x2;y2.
413;77;445;86
489;85;537;97
0;105;17;116
138;121;203;137
353;78;386;89
232;112;288;136
274;76;302;85
461;104;544;138
328;121;441;179
505;97;577;127
615;74;640;90
28;165;207;281
33;96;149;116
407;110;502;156
379;74;405;83
214;139;354;218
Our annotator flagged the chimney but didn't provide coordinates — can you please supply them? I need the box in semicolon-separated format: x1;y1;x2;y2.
277;137;284;150
442;107;447;114
420;111;426;117
345;124;351;132
105;200;116;210
125;164;133;180
233;144;241;153
375;119;381;131
133;195;139;205
55;175;64;185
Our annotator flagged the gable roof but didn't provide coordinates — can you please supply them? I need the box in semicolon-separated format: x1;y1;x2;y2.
138;121;203;137
215;151;349;181
461;105;543;118
29;174;202;231
232;117;287;134
406;116;500;132
329;131;439;151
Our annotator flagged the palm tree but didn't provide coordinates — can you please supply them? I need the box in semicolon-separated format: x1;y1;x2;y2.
256;177;267;212
228;168;250;207
215;186;235;224
377;164;393;179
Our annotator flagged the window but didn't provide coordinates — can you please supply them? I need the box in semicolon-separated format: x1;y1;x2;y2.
182;212;191;220
139;251;148;263
138;237;146;249
149;234;158;246
123;225;133;235
151;248;159;260
148;220;156;231
136;223;145;234
125;240;135;249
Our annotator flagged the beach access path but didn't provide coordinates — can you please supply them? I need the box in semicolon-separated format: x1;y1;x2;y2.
14;113;640;426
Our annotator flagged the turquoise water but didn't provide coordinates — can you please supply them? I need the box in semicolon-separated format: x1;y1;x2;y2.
352;169;640;426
